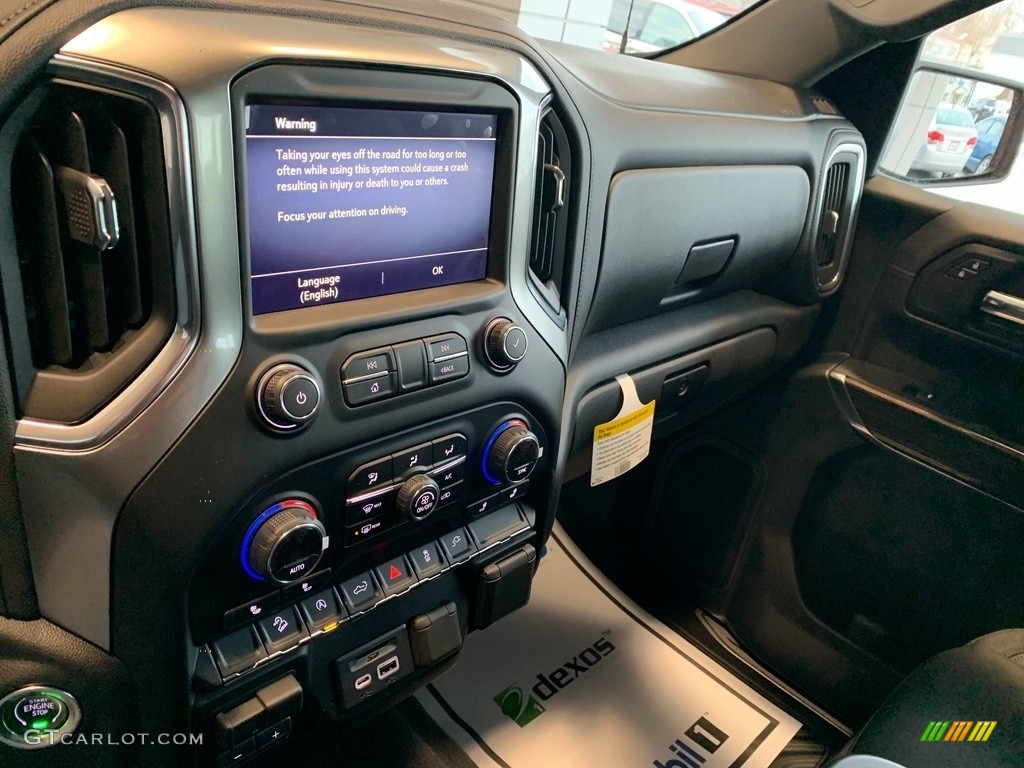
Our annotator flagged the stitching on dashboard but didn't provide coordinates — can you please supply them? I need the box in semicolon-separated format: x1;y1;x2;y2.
0;0;49;30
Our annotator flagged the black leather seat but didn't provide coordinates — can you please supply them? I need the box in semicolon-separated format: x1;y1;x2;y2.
839;629;1024;767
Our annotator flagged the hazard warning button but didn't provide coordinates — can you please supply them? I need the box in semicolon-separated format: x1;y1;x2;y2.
373;555;418;597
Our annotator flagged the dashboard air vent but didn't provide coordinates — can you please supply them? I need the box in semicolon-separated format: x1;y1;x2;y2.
528;108;571;317
811;141;865;296
6;80;176;423
817;161;850;267
812;97;839;116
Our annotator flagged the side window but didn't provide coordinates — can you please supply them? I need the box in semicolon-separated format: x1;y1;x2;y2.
878;0;1024;215
638;5;691;48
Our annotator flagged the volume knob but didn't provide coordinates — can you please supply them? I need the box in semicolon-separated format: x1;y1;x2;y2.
256;363;321;431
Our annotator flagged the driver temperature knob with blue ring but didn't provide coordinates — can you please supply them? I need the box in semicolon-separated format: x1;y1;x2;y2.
242;499;326;585
483;419;541;485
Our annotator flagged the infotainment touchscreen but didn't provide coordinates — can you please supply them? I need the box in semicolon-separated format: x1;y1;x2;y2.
245;104;498;315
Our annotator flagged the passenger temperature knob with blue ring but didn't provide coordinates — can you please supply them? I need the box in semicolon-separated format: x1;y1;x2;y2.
484;419;540;485
243;500;326;585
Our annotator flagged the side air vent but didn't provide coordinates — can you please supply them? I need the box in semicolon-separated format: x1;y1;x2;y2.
813;142;865;294
5;80;176;423
811;97;840;116
817;161;850;267
528;107;571;321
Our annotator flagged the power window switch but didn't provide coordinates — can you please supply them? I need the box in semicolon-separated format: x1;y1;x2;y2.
946;265;978;280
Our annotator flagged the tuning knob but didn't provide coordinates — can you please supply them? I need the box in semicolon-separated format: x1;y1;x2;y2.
484;420;540;485
256;363;321;431
396;474;441;522
484;318;528;371
244;500;326;585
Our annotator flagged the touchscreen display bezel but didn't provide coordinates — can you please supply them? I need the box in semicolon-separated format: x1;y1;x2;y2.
244;103;500;316
232;65;519;335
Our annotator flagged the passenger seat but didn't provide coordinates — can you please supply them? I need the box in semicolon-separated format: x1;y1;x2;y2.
833;629;1024;767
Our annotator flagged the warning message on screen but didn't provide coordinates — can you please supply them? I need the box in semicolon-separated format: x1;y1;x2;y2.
245;105;497;315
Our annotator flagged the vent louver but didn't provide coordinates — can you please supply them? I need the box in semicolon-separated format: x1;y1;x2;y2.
817;161;850;268
811;97;840;116
6;80;176;423
528;108;571;318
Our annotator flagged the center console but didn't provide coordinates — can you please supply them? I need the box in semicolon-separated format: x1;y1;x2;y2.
160;62;565;764
16;13;570;766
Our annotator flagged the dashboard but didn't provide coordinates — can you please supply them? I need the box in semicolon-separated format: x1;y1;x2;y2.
0;2;865;766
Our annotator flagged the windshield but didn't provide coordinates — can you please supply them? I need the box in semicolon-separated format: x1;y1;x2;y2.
444;0;765;55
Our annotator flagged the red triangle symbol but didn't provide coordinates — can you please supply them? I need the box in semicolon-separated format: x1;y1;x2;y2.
389;564;402;580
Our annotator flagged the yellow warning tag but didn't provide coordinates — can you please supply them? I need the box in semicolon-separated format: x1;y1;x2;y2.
590;374;655;487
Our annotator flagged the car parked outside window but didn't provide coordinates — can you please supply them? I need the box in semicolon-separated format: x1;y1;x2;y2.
965;114;1007;173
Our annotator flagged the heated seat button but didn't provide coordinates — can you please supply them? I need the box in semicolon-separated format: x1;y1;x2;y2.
224;592;280;630
256;607;308;654
498;480;529;505
212;626;267;678
466;494;498;517
439;527;476;563
339;571;381;613
299;588;345;632
373;555;418;597
281;569;331;602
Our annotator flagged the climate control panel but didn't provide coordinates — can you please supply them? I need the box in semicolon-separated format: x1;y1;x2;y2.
344;433;469;545
190;403;548;646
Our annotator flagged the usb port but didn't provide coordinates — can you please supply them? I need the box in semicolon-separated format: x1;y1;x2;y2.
376;656;400;681
354;673;373;691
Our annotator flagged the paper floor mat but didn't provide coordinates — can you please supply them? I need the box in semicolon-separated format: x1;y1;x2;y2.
417;525;801;768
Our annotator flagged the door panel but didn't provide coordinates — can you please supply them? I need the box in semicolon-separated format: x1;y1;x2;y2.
674;175;1024;726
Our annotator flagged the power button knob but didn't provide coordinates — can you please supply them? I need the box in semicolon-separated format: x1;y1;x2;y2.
256;363;321;431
